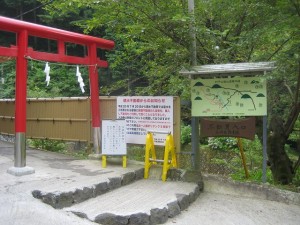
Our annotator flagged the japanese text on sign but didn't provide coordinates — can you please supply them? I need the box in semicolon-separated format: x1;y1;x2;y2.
117;96;173;146
200;117;256;140
102;120;127;155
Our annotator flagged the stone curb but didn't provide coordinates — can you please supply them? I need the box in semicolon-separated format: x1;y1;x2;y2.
33;167;204;225
32;168;144;209
69;184;202;225
69;169;204;225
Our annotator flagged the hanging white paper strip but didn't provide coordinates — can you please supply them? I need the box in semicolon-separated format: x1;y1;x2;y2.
44;62;50;86
76;66;85;93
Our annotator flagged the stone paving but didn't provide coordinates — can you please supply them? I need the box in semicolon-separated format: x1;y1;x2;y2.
0;140;202;225
1;140;300;225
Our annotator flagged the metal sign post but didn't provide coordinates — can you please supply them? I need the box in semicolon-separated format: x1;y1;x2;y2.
262;115;268;183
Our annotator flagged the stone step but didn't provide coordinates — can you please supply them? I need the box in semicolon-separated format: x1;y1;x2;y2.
64;179;201;225
32;168;145;209
31;157;204;225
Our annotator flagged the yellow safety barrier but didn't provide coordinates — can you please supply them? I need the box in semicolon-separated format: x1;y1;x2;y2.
144;131;177;181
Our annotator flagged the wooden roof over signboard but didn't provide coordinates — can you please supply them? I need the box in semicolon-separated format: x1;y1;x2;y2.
180;61;276;77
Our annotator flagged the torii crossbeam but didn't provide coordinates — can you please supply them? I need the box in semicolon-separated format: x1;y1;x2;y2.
0;16;114;176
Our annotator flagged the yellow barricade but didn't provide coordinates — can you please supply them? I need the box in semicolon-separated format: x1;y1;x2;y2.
144;131;177;181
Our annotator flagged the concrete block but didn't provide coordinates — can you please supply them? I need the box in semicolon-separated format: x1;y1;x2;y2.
94;182;109;197
7;166;35;176
121;172;136;186
55;191;74;209
150;207;168;224
32;190;42;199
188;186;200;203
71;211;88;219
94;213;129;225
128;213;150;225
167;201;181;218
41;192;57;208
108;177;122;190
176;194;190;211
134;168;144;180
74;187;94;204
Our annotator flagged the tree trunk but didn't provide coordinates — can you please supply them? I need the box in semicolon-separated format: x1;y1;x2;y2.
267;116;294;184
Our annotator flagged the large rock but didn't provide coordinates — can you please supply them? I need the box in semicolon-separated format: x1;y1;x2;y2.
94;213;129;225
94;182;109;196
108;177;122;190
176;194;190;211
74;187;93;204
150;207;168;224
128;213;150;225
167;201;181;218
122;172;136;186
134;168;144;180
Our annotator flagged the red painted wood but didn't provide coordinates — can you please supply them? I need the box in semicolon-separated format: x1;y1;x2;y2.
0;46;18;57
15;30;28;132
88;43;101;127
0;16;114;50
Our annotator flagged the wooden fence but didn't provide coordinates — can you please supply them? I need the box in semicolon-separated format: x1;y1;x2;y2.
0;96;181;151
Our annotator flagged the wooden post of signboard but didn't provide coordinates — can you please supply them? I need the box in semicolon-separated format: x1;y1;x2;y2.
237;138;249;179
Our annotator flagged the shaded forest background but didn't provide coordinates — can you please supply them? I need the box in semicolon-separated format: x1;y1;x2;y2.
0;0;299;185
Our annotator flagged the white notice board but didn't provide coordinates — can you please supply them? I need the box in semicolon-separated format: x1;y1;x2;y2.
101;120;127;155
117;96;173;146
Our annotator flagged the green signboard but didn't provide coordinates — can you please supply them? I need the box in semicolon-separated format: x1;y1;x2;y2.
191;77;267;117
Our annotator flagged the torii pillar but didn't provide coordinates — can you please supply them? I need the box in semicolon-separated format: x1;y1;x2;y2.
7;29;33;176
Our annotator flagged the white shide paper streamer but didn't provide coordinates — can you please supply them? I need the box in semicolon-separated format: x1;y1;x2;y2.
44;62;50;86
76;66;85;93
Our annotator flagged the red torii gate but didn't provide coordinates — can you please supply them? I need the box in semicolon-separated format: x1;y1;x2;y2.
0;16;114;176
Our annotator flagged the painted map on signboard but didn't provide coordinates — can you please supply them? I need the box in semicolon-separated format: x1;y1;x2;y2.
191;77;267;117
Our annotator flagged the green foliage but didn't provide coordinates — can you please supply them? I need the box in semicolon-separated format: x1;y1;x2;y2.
207;137;238;151
40;0;192;98
292;168;300;187
180;124;191;145
203;136;279;184
27;139;90;159
0;60;16;98
231;167;274;184
0;59;90;99
127;145;145;161
27;139;65;152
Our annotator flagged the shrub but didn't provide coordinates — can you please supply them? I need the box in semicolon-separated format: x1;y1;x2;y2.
208;137;238;151
181;124;191;145
27;139;65;152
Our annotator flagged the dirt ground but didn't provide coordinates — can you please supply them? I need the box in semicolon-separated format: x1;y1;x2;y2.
165;192;300;225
